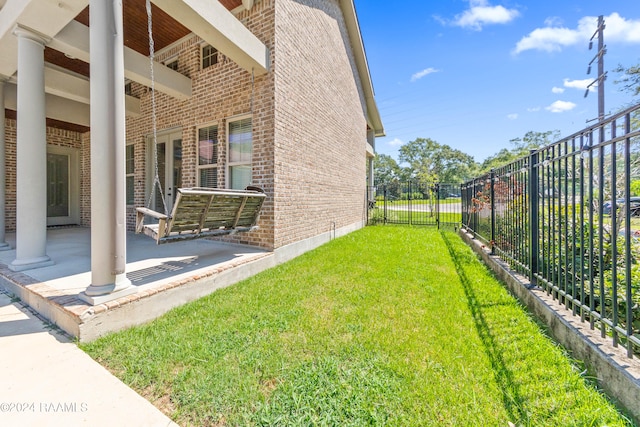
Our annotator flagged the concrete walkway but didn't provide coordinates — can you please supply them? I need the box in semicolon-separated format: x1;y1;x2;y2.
0;291;178;427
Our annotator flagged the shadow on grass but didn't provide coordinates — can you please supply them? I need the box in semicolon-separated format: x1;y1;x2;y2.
441;231;526;423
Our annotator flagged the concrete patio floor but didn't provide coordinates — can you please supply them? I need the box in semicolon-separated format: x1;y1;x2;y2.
0;227;275;341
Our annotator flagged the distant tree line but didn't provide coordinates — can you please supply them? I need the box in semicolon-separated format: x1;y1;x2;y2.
374;130;557;186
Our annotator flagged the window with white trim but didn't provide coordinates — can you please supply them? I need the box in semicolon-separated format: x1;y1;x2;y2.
202;44;218;69
197;125;219;188
227;117;252;190
165;58;178;71
125;143;135;205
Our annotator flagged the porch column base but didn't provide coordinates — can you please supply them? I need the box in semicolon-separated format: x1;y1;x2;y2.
79;275;136;305
9;255;54;272
0;242;11;251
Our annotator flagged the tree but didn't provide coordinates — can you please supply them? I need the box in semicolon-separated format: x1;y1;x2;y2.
614;62;640;99
398;137;477;184
613;62;640;132
373;154;401;184
480;130;560;173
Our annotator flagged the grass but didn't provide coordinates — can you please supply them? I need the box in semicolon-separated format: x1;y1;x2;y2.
82;226;634;426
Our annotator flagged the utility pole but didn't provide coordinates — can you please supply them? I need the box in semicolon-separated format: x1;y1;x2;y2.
586;15;606;122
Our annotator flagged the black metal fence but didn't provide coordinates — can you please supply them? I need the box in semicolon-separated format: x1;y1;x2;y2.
462;103;640;358
367;181;461;228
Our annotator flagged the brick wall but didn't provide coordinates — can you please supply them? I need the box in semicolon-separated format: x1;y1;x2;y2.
3;118;16;231
272;0;368;248
2;118;85;231
121;0;276;250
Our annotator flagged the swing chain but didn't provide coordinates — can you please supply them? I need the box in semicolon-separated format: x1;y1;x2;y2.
145;0;169;216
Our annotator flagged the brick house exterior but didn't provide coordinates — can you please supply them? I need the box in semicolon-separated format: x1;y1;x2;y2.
0;0;382;302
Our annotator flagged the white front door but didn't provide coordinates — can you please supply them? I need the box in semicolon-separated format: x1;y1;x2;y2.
148;130;183;213
46;146;80;226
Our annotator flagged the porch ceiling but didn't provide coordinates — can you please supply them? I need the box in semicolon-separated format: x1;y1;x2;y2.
0;0;256;133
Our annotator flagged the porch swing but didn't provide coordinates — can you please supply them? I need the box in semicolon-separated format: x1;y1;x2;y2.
135;0;266;244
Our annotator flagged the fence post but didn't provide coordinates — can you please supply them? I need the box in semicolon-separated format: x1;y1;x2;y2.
408;181;412;226
490;169;496;254
460;183;465;231
435;182;440;230
471;178;476;238
529;150;539;285
383;185;388;224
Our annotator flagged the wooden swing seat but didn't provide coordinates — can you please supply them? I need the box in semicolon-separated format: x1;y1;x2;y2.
135;187;266;244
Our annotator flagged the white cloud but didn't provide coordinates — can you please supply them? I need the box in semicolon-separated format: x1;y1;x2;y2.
527;107;541;112
514;27;582;53
452;0;520;31
551;87;565;94
388;138;404;147
507;113;518;120
563;78;595;91
605;12;640;43
514;13;640;54
545;100;577;113
544;17;563;27
411;67;440;82
432;15;447;26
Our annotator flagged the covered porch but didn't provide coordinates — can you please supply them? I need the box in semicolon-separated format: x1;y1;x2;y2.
0;227;274;341
0;0;270;307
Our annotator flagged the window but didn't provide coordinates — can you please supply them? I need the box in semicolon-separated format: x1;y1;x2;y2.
125;144;135;205
198;125;218;188
124;81;132;96
228;117;252;190
165;59;178;71
202;44;218;69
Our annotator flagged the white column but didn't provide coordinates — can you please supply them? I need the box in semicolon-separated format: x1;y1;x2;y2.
9;27;53;271
80;0;135;303
0;78;10;250
368;157;374;187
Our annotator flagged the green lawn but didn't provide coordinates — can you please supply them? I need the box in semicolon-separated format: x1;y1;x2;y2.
82;226;634;426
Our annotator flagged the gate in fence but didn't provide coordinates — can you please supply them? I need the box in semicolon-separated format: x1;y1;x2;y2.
367;181;461;228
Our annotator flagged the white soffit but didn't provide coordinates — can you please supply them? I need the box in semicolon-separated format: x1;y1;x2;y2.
0;0;88;77
40;65;141;116
49;20;192;100
339;0;384;137
4;82;90;126
151;0;269;75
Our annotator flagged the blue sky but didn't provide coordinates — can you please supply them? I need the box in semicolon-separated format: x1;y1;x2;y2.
355;0;640;163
